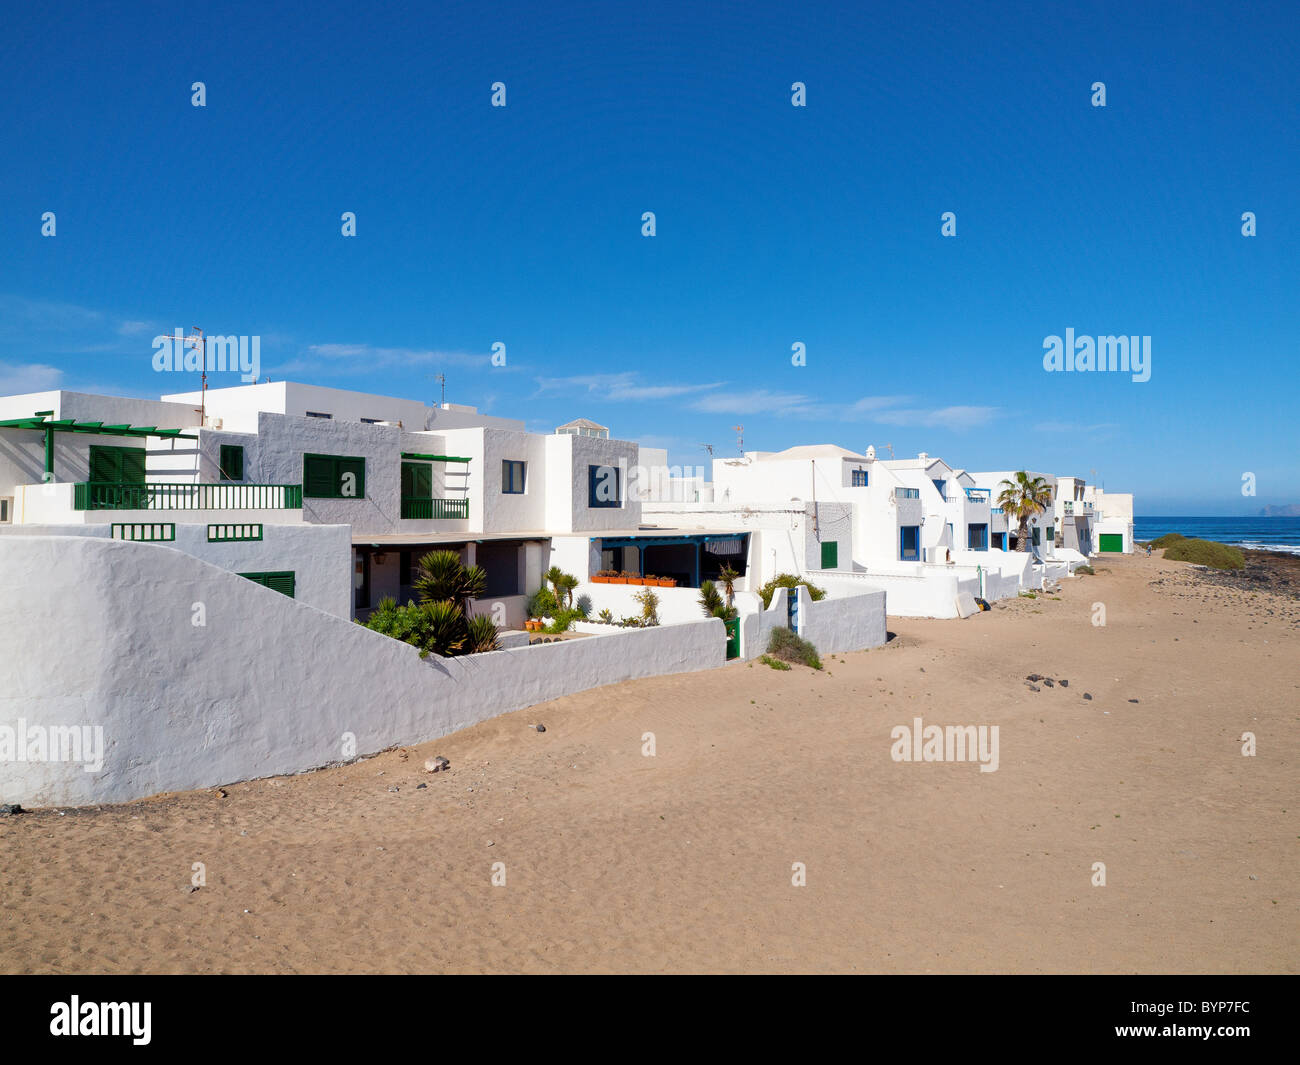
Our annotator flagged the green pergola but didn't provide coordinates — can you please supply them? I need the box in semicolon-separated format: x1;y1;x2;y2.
0;412;197;479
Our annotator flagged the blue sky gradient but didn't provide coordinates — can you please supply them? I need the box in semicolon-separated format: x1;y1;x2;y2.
1;0;1296;513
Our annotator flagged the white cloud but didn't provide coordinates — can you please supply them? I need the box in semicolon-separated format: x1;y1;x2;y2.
874;405;999;430
535;372;722;403
0;361;63;394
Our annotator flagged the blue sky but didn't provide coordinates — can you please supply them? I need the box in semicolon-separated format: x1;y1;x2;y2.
1;0;1295;514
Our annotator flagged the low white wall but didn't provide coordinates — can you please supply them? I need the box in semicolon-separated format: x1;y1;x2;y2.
577;581;705;625
796;584;887;655
822;571;963;618
0;536;725;807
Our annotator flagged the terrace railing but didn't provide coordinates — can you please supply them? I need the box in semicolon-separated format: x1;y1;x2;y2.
964;489;991;503
74;482;302;511
400;497;470;520
895;487;920;499
1062;501;1095;516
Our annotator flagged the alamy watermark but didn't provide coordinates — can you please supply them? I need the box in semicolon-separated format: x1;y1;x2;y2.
0;719;104;772
1043;329;1150;382
890;716;999;773
152;329;260;383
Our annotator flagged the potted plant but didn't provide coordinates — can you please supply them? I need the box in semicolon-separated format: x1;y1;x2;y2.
609;572;629;584
659;577;677;588
624;571;645;585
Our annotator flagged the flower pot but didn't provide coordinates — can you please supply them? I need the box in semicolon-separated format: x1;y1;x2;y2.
610;577;628;584
591;575;610;584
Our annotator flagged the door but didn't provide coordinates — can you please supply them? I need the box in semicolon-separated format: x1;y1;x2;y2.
1099;533;1123;553
88;445;146;508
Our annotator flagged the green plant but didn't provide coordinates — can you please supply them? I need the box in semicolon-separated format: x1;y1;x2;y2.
717;563;740;605
597;608;615;624
996;473;1054;553
633;586;660;626
465;613;501;652
760;654;792;671
1162;538;1245;570
527;586;559;618
415;550;486;609
757;574;826;610
1148;532;1186;549
766;627;823;670
363;597;467;658
545;566;579;609
699;579;737;621
1075;564;1095;575
544;607;587;634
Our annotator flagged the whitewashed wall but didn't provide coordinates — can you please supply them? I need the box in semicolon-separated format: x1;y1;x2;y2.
0;535;726;807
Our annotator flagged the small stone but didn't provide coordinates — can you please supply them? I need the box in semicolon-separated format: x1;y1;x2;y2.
184;885;199;895
416;783;427;790
1083;693;1093;700
1128;699;1139;704
1249;875;1258;881
387;786;400;793
216;788;228;798
1059;680;1068;688
424;756;450;773
1043;678;1055;688
535;724;546;733
1026;674;1043;682
1028;684;1041;692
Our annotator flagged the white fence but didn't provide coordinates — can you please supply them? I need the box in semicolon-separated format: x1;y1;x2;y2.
0;536;726;807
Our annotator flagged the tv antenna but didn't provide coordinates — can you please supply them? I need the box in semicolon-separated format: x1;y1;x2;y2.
699;443;714;457
732;425;744;453
882;442;895;458
429;373;446;406
185;327;208;423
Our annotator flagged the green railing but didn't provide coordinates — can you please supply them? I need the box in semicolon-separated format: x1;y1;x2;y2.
74;482;303;511
401;497;469;520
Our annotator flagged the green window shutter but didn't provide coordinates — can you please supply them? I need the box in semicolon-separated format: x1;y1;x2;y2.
303;454;336;498
337;457;365;499
820;541;838;569
219;444;244;481
304;454;366;499
238;571;295;598
88;445;117;483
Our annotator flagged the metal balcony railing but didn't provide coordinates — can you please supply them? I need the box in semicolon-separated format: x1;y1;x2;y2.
74;482;302;511
964;489;991;503
400;497;469;520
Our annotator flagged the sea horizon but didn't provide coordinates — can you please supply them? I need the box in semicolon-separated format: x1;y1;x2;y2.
1134;515;1300;555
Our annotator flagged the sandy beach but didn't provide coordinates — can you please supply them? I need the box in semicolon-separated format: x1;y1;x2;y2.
2;550;1296;974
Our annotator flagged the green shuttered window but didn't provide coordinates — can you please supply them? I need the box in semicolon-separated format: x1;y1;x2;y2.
89;445;146;484
219;444;244;481
238;571;295;597
820;541;838;568
303;454;366;499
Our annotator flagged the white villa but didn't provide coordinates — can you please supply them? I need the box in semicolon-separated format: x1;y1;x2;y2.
0;379;1131;807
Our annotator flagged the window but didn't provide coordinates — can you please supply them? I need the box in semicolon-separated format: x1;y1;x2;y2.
967;523;988;550
502;460;526;494
900;525;920;561
1032;527;1041;546
0;497;11;523
305;411;332;419
851;469;868;487
399;550;412;586
820;541;838;569
208;523;263;542
112;523;175;542
400;461;432;499
238;571;295;598
219;444;244;482
588;464;622;508
361;417;383;424
303;453;366;498
89;445;146;485
931;478;947;498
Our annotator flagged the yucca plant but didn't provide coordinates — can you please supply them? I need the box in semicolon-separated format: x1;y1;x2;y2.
717;563;740;607
545;565;579;609
699;580;737;621
415;549;487;609
465;613;501;652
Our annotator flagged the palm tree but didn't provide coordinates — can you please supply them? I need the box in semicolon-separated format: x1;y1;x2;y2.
996;472;1054;552
545;565;578;609
717;563;740;608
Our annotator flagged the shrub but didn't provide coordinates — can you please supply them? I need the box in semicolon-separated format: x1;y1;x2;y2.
597;608;615;624
766;627;823;670
633;586;660;626
758;573;826;609
363;597;465;658
760;654;791;671
527;587;559;619
1148;532;1186;549
1075;564;1095;575
1162;538;1245;570
544;607;587;634
465;613;501;652
699;579;737;621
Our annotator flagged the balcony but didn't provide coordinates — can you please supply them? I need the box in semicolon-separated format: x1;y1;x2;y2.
895;488;920;499
991;506;1005;514
73;482;302;511
1062;501;1095;516
400;497;469;520
964;488;991;503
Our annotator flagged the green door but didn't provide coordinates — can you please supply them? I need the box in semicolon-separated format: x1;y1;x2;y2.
724;616;740;660
1099;533;1123;553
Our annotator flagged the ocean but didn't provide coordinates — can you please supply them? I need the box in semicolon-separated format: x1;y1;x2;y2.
1134;516;1300;556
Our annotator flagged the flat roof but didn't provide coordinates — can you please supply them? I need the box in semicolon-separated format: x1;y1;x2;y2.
351;526;748;546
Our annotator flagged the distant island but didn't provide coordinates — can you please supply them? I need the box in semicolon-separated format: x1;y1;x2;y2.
1259;504;1300;517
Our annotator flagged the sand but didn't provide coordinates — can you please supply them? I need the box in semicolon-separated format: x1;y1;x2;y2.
2;552;1296;973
